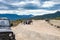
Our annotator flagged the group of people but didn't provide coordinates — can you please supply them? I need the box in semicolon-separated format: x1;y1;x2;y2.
23;20;33;25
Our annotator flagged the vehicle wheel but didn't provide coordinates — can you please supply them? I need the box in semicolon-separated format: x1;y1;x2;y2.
2;38;9;40
9;38;16;40
11;39;16;40
10;36;16;40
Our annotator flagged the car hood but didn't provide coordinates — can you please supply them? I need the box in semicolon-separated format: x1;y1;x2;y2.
0;27;12;32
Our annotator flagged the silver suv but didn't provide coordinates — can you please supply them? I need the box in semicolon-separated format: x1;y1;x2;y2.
0;17;15;40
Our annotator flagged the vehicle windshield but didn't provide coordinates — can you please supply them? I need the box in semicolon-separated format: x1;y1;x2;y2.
0;20;10;27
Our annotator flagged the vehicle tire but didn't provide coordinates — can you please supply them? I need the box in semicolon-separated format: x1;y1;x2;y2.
10;39;16;40
10;35;16;40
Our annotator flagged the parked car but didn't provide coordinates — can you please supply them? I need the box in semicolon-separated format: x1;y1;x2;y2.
0;17;15;40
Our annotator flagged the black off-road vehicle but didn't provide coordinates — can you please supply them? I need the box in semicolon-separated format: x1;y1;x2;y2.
0;17;15;40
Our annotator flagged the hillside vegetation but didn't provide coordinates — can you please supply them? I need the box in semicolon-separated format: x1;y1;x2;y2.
11;19;23;26
30;11;60;20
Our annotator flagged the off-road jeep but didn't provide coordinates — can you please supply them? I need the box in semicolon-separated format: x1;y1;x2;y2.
0;17;15;40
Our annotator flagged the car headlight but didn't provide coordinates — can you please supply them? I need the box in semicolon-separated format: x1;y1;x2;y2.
9;33;12;36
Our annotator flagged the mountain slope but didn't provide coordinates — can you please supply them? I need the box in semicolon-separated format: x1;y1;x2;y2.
0;14;33;20
31;11;60;20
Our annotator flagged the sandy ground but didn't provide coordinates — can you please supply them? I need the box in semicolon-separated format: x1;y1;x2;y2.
11;20;60;40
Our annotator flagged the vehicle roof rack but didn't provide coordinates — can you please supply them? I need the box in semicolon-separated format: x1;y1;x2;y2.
0;17;8;20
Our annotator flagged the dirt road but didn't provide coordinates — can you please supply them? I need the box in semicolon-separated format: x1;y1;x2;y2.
11;20;60;40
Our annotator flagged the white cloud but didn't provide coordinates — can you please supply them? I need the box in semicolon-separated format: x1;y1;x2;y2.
51;0;60;4
41;1;56;8
0;10;15;13
25;0;41;6
0;0;4;2
0;6;9;9
10;0;41;7
0;0;59;15
41;0;60;8
0;10;57;16
11;1;26;6
17;10;56;16
11;0;58;9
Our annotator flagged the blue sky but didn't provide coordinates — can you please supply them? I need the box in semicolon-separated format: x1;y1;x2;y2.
0;0;60;15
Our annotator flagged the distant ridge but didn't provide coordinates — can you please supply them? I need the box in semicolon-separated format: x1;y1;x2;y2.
0;11;60;20
31;11;60;19
0;14;33;20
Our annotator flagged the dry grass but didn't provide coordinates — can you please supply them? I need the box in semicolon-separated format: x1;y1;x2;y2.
11;20;22;26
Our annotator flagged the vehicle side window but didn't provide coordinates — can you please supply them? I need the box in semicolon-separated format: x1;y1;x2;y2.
0;20;4;25
0;20;10;26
